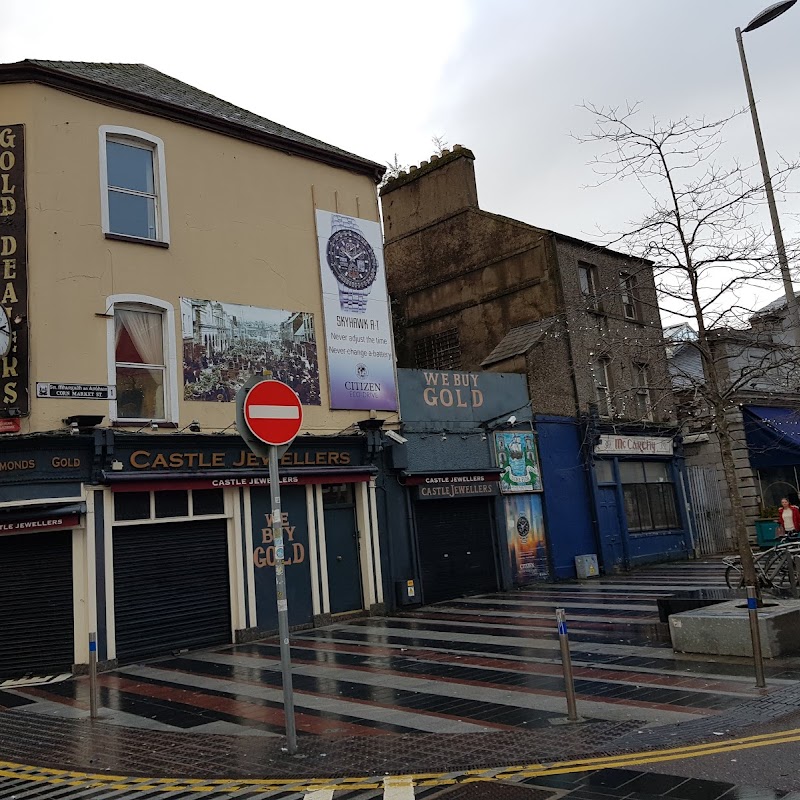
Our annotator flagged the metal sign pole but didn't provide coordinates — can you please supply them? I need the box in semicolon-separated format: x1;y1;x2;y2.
269;443;297;754
746;586;766;689
88;631;98;720
556;608;579;722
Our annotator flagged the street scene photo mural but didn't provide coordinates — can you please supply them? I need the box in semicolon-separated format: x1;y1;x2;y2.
180;298;321;405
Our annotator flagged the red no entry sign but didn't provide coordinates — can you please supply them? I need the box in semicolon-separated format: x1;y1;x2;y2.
242;380;303;446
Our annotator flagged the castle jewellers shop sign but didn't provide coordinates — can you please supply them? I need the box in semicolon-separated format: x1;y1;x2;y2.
0;125;28;415
405;472;499;500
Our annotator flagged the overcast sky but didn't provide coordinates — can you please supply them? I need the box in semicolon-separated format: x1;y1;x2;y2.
3;0;799;306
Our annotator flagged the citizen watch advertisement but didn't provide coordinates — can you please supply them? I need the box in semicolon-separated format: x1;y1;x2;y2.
315;210;397;411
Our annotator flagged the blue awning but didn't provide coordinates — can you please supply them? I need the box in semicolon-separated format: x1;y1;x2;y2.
743;406;800;468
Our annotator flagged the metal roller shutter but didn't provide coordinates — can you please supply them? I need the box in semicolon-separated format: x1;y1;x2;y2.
113;520;231;663
415;498;498;604
0;531;74;680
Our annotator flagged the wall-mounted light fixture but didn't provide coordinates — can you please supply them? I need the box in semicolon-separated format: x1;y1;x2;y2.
133;420;160;433
176;419;201;433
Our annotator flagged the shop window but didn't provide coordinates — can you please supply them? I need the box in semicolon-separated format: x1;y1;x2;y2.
757;466;800;510
155;490;189;518
192;488;225;516
620;460;679;533
100;126;169;243
414;329;462;370
107;295;178;423
595;460;614;483
114;491;151;521
113;488;226;524
322;483;354;506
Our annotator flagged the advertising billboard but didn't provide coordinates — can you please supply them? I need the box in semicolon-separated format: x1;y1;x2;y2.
315;210;397;411
504;494;548;584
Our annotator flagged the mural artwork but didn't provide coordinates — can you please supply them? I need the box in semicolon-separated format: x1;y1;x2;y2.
494;431;542;493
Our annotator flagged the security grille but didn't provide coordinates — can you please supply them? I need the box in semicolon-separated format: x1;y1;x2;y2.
414;328;462;370
0;531;73;679
113;519;231;662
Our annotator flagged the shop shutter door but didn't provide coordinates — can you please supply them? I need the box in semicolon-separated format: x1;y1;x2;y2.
0;531;74;680
415;498;498;604
113;520;230;663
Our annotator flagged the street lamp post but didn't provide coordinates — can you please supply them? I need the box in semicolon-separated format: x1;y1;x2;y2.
735;0;799;340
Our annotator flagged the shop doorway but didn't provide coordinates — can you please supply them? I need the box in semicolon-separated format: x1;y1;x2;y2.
322;484;363;614
415;498;498;604
0;530;74;679
597;486;626;571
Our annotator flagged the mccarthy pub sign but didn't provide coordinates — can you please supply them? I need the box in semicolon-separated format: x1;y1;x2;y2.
0;125;28;415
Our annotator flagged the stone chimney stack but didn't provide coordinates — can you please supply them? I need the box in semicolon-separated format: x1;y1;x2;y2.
380;145;478;243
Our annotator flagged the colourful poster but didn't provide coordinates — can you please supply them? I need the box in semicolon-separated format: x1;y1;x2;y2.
315;210;398;411
494;431;542;493
180;298;320;405
504;494;548;584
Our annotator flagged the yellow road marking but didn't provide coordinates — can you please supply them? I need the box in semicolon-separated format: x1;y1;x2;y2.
2;726;800;793
511;731;800;778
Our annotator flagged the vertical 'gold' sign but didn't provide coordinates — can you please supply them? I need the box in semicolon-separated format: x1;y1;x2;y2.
0;125;27;414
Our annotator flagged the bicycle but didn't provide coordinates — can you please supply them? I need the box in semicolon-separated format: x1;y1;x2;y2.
723;533;800;591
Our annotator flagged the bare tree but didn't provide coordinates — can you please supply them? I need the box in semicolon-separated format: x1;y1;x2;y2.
578;103;800;591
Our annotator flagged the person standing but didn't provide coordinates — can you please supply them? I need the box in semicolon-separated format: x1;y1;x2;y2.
776;497;800;540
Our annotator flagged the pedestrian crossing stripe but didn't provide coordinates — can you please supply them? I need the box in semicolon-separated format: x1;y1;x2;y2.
2;726;800;794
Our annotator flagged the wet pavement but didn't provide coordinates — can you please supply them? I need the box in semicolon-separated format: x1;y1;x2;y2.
4;560;797;739
0;559;799;797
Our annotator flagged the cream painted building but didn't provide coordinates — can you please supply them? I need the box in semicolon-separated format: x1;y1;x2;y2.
0;60;393;680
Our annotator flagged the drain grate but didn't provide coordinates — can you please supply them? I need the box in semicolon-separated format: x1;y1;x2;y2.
428;783;557;800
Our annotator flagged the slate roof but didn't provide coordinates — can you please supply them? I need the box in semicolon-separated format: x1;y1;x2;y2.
663;322;696;340
0;60;383;180
481;318;558;367
753;290;800;317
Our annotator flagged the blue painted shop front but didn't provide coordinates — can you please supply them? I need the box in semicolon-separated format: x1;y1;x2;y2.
589;430;692;571
530;417;692;576
534;416;596;579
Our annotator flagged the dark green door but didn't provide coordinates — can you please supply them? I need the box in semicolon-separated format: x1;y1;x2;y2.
323;484;362;614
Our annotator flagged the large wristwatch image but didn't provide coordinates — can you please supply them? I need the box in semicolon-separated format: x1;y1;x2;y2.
326;214;379;313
